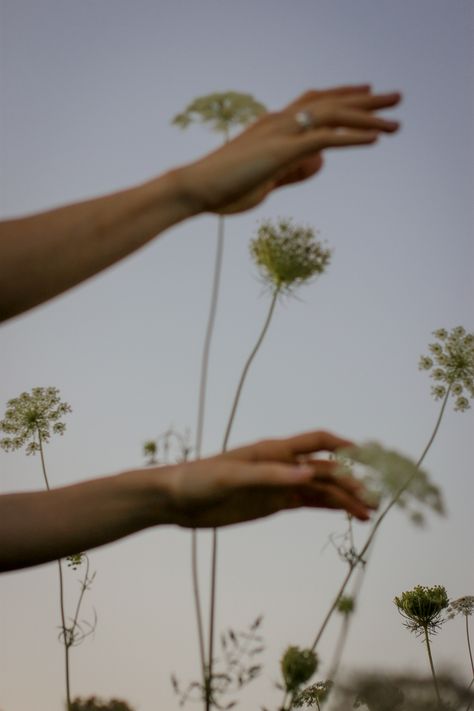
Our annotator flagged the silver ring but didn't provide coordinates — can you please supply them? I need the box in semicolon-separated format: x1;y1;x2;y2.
294;110;316;131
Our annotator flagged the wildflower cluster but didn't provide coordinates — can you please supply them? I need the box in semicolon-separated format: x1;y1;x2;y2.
250;219;331;293
172;91;266;134
293;680;332;708
337;442;444;524
67;553;85;570
446;595;474;619
419;326;474;411
394;585;449;636
280;646;318;693
0;387;71;455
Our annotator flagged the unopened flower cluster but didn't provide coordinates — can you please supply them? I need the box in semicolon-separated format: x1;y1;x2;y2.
337;442;444;525
172;91;266;134
337;595;355;615
419;326;474;411
394;585;449;636
250;219;331;293
280;646;318;693
0;387;71;455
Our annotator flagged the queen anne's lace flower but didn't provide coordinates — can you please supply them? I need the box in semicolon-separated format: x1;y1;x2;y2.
337;442;444;524
172;92;266;134
0;387;71;455
293;681;333;708
419;326;474;411
394;585;449;636
447;595;474;619
250;219;331;293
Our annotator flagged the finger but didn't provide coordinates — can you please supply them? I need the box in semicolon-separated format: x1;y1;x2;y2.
218;461;317;490
223;430;355;464
299;128;380;152
286;84;371;110
337;91;402;111
301;482;372;521
314;108;399;133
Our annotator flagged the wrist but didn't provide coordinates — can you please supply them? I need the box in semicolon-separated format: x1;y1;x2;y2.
157;166;204;220
115;466;175;529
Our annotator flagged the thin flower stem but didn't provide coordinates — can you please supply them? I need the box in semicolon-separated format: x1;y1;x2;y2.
194;131;229;707
193;217;225;690
206;288;280;710
38;433;72;711
310;562;355;652
195;216;225;459
221;288;279;452
310;386;451;653
466;616;474;679
423;626;442;705
191;532;206;688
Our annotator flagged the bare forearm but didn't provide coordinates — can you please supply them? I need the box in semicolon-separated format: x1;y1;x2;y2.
0;469;172;571
0;169;197;322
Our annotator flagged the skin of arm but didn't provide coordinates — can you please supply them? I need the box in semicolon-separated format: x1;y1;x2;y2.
0;170;196;321
0;431;377;572
0;85;401;322
0;85;399;571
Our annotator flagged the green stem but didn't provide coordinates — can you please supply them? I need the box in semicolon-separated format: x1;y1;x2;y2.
221;289;279;452
423;626;442;706
310;386;451;653
206;288;280;710
38;433;72;711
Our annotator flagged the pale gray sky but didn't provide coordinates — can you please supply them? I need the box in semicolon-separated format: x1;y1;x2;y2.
1;1;473;710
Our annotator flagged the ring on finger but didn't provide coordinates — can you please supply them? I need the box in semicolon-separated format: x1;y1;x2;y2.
294;109;317;131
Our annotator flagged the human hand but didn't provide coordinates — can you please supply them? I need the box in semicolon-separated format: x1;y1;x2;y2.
177;84;401;215
159;430;377;528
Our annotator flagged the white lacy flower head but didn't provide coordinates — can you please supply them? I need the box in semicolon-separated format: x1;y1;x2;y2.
293;680;333;708
447;595;474;619
419;326;474;411
250;218;332;293
336;442;444;524
0;387;71;455
171;91;266;134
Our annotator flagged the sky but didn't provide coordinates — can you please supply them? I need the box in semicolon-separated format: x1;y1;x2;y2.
0;0;473;709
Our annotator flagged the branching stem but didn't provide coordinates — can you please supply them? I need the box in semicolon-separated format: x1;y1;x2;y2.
310;386;451;653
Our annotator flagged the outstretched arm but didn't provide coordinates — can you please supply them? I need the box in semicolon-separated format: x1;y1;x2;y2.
0;430;375;572
0;85;400;322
